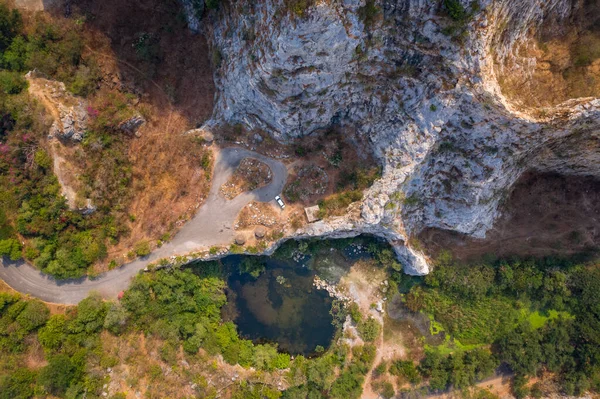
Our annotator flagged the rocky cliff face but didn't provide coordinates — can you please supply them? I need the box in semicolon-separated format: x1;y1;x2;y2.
200;0;600;274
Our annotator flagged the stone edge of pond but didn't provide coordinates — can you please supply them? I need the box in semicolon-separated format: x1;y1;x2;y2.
146;229;378;273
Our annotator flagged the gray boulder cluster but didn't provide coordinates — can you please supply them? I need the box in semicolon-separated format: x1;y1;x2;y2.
49;103;88;142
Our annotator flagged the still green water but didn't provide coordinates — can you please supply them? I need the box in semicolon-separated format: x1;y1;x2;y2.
220;236;377;356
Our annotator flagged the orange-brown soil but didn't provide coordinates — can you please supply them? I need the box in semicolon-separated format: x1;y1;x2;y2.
419;172;600;263
497;2;600;109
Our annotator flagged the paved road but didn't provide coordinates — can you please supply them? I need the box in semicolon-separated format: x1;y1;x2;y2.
0;147;287;304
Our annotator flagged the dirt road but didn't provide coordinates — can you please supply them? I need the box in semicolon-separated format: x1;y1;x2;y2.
0;147;287;304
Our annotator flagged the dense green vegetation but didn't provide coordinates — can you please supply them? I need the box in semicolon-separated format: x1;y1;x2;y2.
1;234;600;398
0;254;386;399
399;252;600;397
0;265;293;398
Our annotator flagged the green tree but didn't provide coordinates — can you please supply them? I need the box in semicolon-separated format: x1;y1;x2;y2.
0;3;22;51
38;354;76;395
495;323;543;375
2;35;27;70
103;302;129;334
15;300;49;331
253;344;278;371
390;359;421;384
0;368;36;399
0;238;22;260
206;0;220;10
0;71;27;94
70;293;107;334
38;314;67;350
358;317;381;342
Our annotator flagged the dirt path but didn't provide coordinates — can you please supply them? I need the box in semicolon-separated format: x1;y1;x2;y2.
339;264;407;399
0;147;287;304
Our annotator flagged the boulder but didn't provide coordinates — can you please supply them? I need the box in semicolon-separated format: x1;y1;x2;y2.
254;226;267;238
234;234;246;245
119;115;146;136
185;127;214;144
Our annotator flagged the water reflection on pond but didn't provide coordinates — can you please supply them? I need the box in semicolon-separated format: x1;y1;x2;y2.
220;237;375;356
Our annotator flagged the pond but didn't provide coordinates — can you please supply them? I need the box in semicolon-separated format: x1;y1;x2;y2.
220;236;378;356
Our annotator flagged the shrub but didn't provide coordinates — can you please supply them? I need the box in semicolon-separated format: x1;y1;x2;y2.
15;300;49;331
286;0;314;17
358;0;379;28
134;241;151;257
38;314;67;350
0;4;22;51
358;317;381;342
33;149;52;169
103;302;129;334
0;71;27;94
348;302;362;324
239;256;265;278
318;190;363;219
206;0;220;10
372;381;395;399
443;0;467;21
390;359;421;384
0;368;36;399
133;32;160;63
0;238;22;260
69;64;100;97
38;354;76;395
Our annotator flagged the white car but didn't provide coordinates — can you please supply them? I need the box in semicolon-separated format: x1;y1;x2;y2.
275;195;285;209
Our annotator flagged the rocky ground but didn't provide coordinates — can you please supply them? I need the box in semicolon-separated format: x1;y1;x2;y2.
235;201;280;230
284;164;329;204
219;157;273;200
193;0;600;274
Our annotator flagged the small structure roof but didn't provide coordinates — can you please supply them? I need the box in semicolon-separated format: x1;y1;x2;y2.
304;205;321;223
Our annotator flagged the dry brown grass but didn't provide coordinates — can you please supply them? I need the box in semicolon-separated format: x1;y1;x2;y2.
419;172;600;262
236;201;279;229
496;4;600;109
97;330;288;399
22;0;217;272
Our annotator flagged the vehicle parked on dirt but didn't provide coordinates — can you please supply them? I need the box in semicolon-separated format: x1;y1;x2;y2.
275;195;285;209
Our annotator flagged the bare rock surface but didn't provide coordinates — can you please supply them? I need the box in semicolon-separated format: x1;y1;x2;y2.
200;0;600;273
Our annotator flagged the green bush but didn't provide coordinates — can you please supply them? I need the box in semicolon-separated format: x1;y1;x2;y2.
318;190;363;219
134;241;151;257
0;3;22;52
68;64;100;97
38;354;77;395
390;359;421;384
358;0;379;28
0;368;36;399
206;0;220;10
348;302;362;324
38;314;67;350
0;71;27;94
357;317;381;342
285;0;314;17
240;256;266;278
0;238;22;260
33;149;52;169
372;381;395;399
443;0;467;21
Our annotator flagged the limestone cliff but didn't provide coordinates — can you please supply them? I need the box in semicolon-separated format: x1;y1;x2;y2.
198;0;600;274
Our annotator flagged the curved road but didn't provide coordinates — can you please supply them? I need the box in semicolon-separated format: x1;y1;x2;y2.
0;147;287;304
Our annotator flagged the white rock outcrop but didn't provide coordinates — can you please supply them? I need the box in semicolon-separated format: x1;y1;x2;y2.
200;0;600;274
